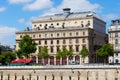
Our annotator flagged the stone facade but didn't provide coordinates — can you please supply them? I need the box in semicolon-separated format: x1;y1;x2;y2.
15;8;107;64
0;65;119;80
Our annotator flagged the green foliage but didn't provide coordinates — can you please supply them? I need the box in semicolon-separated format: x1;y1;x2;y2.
38;46;49;58
56;47;73;59
0;51;16;63
0;46;1;54
96;43;114;58
56;49;62;59
79;47;89;63
17;35;37;58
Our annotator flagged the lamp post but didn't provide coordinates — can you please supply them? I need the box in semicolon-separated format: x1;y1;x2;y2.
77;71;81;80
115;68;119;80
87;71;89;80
96;71;98;80
105;71;107;80
1;71;3;80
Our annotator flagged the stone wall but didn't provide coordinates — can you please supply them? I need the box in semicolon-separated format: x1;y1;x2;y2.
0;65;119;80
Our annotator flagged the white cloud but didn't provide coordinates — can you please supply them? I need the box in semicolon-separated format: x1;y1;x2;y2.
103;14;119;21
8;0;32;4
0;26;18;47
23;0;53;11
42;0;102;16
0;7;6;12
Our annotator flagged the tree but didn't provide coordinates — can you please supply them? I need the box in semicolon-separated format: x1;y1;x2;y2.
0;51;16;64
0;46;1;54
79;47;89;63
17;35;37;58
56;47;73;59
96;43;114;63
56;49;62;59
38;46;49;59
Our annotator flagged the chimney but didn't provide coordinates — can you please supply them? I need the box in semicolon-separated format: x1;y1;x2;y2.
63;8;71;15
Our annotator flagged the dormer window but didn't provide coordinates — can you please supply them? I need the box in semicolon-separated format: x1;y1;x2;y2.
45;24;47;26
34;25;36;27
40;24;42;27
81;21;83;23
81;24;84;27
75;21;77;24
57;23;59;26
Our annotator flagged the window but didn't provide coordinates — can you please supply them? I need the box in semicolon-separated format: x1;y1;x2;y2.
115;33;118;37
57;40;59;44
62;23;65;28
39;41;41;44
20;35;22;38
45;24;47;26
87;21;90;26
81;24;84;27
76;32;79;36
81;21;83;23
51;40;53;44
45;40;47;44
69;39;72;44
115;53;118;56
51;34;53;37
57;33;59;36
45;34;47;38
63;33;65;36
115;39;118;44
34;25;36;27
39;34;41;37
82;38;85;43
76;45;79;52
56;46;60;52
76;38;79;43
33;35;35;38
63;39;66;44
50;46;54;53
62;46;66;49
40;24;42;27
69;45;73;50
69;33;72;36
83;32;85;35
57;23;59;26
82;45;86;49
75;21;77;24
39;46;41;52
115;59;119;63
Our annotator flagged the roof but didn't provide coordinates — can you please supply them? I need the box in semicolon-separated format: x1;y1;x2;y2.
32;11;100;23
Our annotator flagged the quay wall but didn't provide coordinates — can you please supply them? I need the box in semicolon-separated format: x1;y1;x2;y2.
0;65;119;80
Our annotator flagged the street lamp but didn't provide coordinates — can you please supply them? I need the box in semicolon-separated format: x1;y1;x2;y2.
115;68;119;80
77;71;81;80
96;71;98;80
87;71;89;80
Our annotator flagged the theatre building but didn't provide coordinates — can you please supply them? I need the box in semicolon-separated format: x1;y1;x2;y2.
15;8;107;65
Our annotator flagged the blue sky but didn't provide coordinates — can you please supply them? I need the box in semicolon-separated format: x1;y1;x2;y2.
0;0;120;48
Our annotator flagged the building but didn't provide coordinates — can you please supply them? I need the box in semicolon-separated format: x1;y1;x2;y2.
108;19;120;64
15;8;106;64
